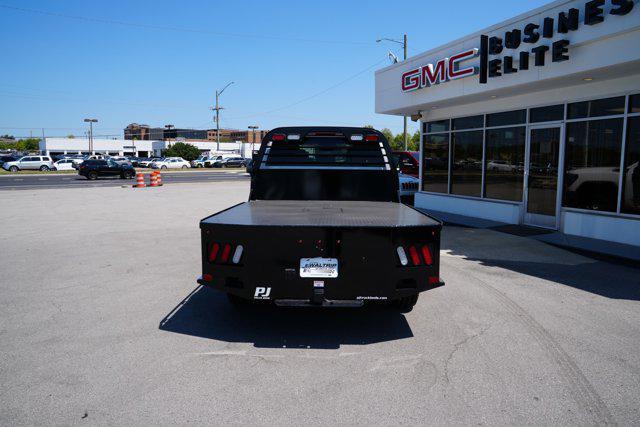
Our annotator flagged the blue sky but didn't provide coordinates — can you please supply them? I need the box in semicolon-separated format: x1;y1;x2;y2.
0;0;550;139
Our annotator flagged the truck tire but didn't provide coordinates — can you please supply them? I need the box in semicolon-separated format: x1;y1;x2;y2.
395;294;418;313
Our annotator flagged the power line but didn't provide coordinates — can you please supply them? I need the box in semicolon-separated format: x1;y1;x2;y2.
226;53;395;121
0;4;373;46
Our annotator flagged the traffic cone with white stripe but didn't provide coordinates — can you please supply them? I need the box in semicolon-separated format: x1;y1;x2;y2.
156;171;163;186
150;172;158;187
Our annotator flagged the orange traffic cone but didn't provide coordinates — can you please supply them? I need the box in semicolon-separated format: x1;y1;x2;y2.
150;172;158;187
133;173;146;188
156;171;163;186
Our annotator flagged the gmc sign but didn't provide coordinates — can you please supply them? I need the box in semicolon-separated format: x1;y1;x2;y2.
401;49;478;92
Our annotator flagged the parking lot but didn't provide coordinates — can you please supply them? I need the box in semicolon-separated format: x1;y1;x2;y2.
1;181;639;425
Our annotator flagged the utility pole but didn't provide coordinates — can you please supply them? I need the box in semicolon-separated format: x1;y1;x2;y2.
377;35;408;150
248;125;259;155
84;118;98;153
212;81;234;151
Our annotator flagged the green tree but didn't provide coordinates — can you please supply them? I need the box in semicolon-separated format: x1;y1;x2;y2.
67;134;75;139
15;138;41;151
162;142;201;161
380;128;394;144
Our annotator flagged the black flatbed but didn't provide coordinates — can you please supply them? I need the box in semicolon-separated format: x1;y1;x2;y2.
201;200;440;228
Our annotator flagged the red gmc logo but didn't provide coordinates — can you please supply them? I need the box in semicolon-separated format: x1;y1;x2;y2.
401;48;478;92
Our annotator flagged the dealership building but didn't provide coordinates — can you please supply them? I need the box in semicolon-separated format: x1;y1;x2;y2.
376;0;639;257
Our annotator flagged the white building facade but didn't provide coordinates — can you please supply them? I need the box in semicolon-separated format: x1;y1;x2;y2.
40;138;255;158
375;0;640;253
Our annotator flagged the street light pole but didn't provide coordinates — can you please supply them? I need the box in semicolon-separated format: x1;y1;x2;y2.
248;125;259;155
212;81;234;152
377;35;408;150
83;118;98;154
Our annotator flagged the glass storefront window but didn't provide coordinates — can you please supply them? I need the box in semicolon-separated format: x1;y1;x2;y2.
451;131;483;197
629;94;640;114
530;104;564;123
486;110;526;127
422;134;449;193
622;116;640;215
567;96;625;119
452;115;484;130
563;118;623;212
484;127;525;201
425;120;449;133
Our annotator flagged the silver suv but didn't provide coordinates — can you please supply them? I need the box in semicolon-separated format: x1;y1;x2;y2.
2;155;54;172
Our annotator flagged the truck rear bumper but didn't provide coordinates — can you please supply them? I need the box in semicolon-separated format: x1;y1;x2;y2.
196;275;444;305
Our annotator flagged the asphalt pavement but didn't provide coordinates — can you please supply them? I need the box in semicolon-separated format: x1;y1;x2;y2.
0;169;249;190
1;182;639;425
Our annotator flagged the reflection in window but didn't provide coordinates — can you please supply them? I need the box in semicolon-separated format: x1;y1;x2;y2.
425;120;449;133
622;117;640;215
563;119;623;212
630;94;640;114
422;134;449;193
451;131;483;197
484;127;525;201
486;110;526;127
567;96;625;119
530;104;564;123
452;115;484;130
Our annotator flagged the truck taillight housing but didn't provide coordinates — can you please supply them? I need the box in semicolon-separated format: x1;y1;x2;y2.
397;244;434;267
208;242;244;264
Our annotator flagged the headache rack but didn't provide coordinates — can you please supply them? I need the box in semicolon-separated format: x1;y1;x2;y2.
259;129;392;171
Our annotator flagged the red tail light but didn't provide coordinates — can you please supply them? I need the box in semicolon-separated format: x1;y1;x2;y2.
202;274;213;282
208;242;220;262
272;134;286;141
365;134;378;141
421;245;433;265
428;276;440;285
221;243;232;262
408;246;421;266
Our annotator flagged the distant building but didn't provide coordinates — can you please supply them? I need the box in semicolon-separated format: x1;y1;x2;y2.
149;127;209;141
207;129;269;143
124;123;150;140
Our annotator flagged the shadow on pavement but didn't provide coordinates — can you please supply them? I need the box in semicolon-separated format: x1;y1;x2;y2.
159;286;413;349
442;226;640;301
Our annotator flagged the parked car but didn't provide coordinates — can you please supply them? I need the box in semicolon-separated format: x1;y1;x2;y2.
151;157;190;169
0;155;20;167
109;156;132;166
487;160;515;172
394;151;420;177
138;157;162;168
2;155;54;172
398;173;420;204
52;159;76;171
215;156;246;168
78;159;136;180
191;155;211;168
204;154;237;168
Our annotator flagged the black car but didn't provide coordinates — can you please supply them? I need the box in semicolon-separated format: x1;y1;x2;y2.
78;159;135;180
0;155;20;167
216;156;246;168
